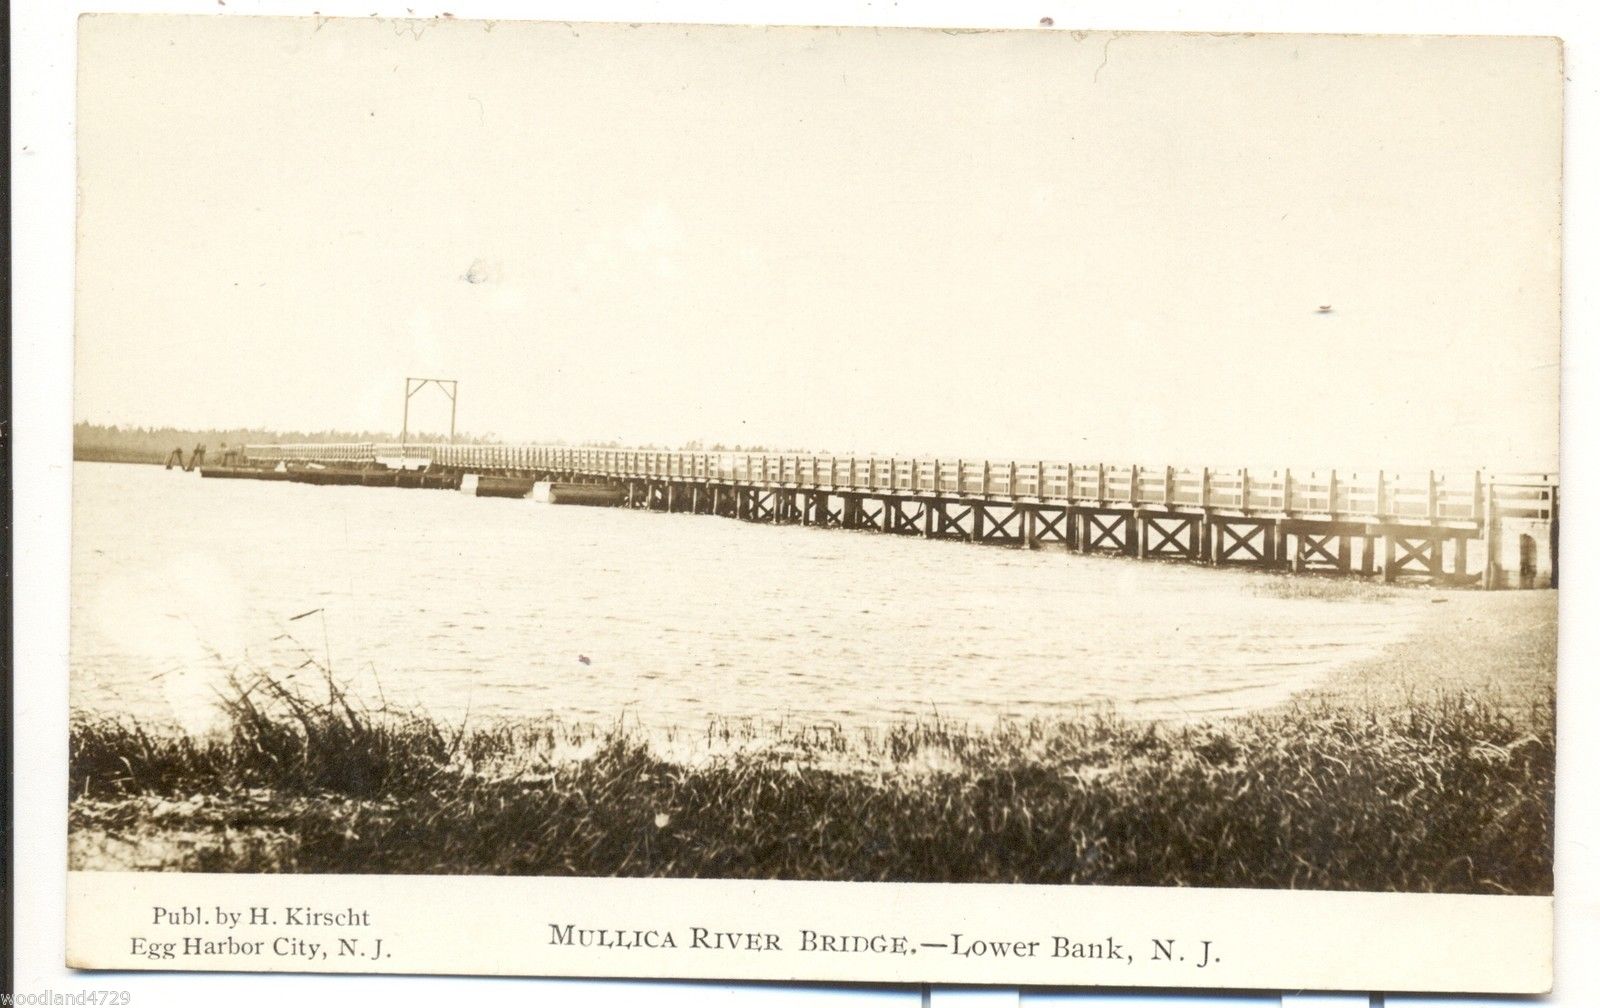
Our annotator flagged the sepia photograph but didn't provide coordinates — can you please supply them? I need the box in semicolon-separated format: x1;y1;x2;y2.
58;12;1560;993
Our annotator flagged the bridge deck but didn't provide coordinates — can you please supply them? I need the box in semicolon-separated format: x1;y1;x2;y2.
230;443;1557;587
239;442;1557;528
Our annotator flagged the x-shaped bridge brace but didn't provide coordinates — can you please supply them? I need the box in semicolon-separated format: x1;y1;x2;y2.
1143;516;1195;556
1217;521;1267;562
1084;512;1130;551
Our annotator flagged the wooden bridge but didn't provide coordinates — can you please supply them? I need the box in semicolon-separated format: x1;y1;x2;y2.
235;443;1559;589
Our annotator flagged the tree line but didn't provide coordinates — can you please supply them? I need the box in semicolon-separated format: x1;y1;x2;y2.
72;423;812;465
72;422;490;464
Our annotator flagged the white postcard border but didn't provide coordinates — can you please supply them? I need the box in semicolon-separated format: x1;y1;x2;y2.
67;871;1552;993
14;1;1600;1006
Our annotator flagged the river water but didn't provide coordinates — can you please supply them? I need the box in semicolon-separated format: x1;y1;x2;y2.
71;461;1421;733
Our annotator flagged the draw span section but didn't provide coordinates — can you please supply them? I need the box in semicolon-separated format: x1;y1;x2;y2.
238;444;1559;588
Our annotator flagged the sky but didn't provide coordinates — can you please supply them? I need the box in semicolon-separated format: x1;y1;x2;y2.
74;17;1562;471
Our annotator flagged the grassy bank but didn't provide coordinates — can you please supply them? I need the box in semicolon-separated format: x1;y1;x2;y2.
70;667;1553;893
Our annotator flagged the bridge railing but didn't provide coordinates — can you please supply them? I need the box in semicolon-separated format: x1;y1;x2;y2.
1487;474;1559;522
244;442;378;464
239;443;1553;526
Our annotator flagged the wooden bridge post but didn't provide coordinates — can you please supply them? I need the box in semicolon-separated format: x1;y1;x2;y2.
1383;534;1397;583
1551;485;1559;589
1482;484;1499;589
1273;470;1291;567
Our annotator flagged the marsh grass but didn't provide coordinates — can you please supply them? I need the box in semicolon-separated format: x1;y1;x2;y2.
68;665;1553;894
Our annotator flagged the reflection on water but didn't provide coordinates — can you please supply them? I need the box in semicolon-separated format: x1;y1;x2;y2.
71;462;1420;732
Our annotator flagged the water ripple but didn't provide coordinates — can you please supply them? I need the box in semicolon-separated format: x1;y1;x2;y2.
70;462;1424;731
